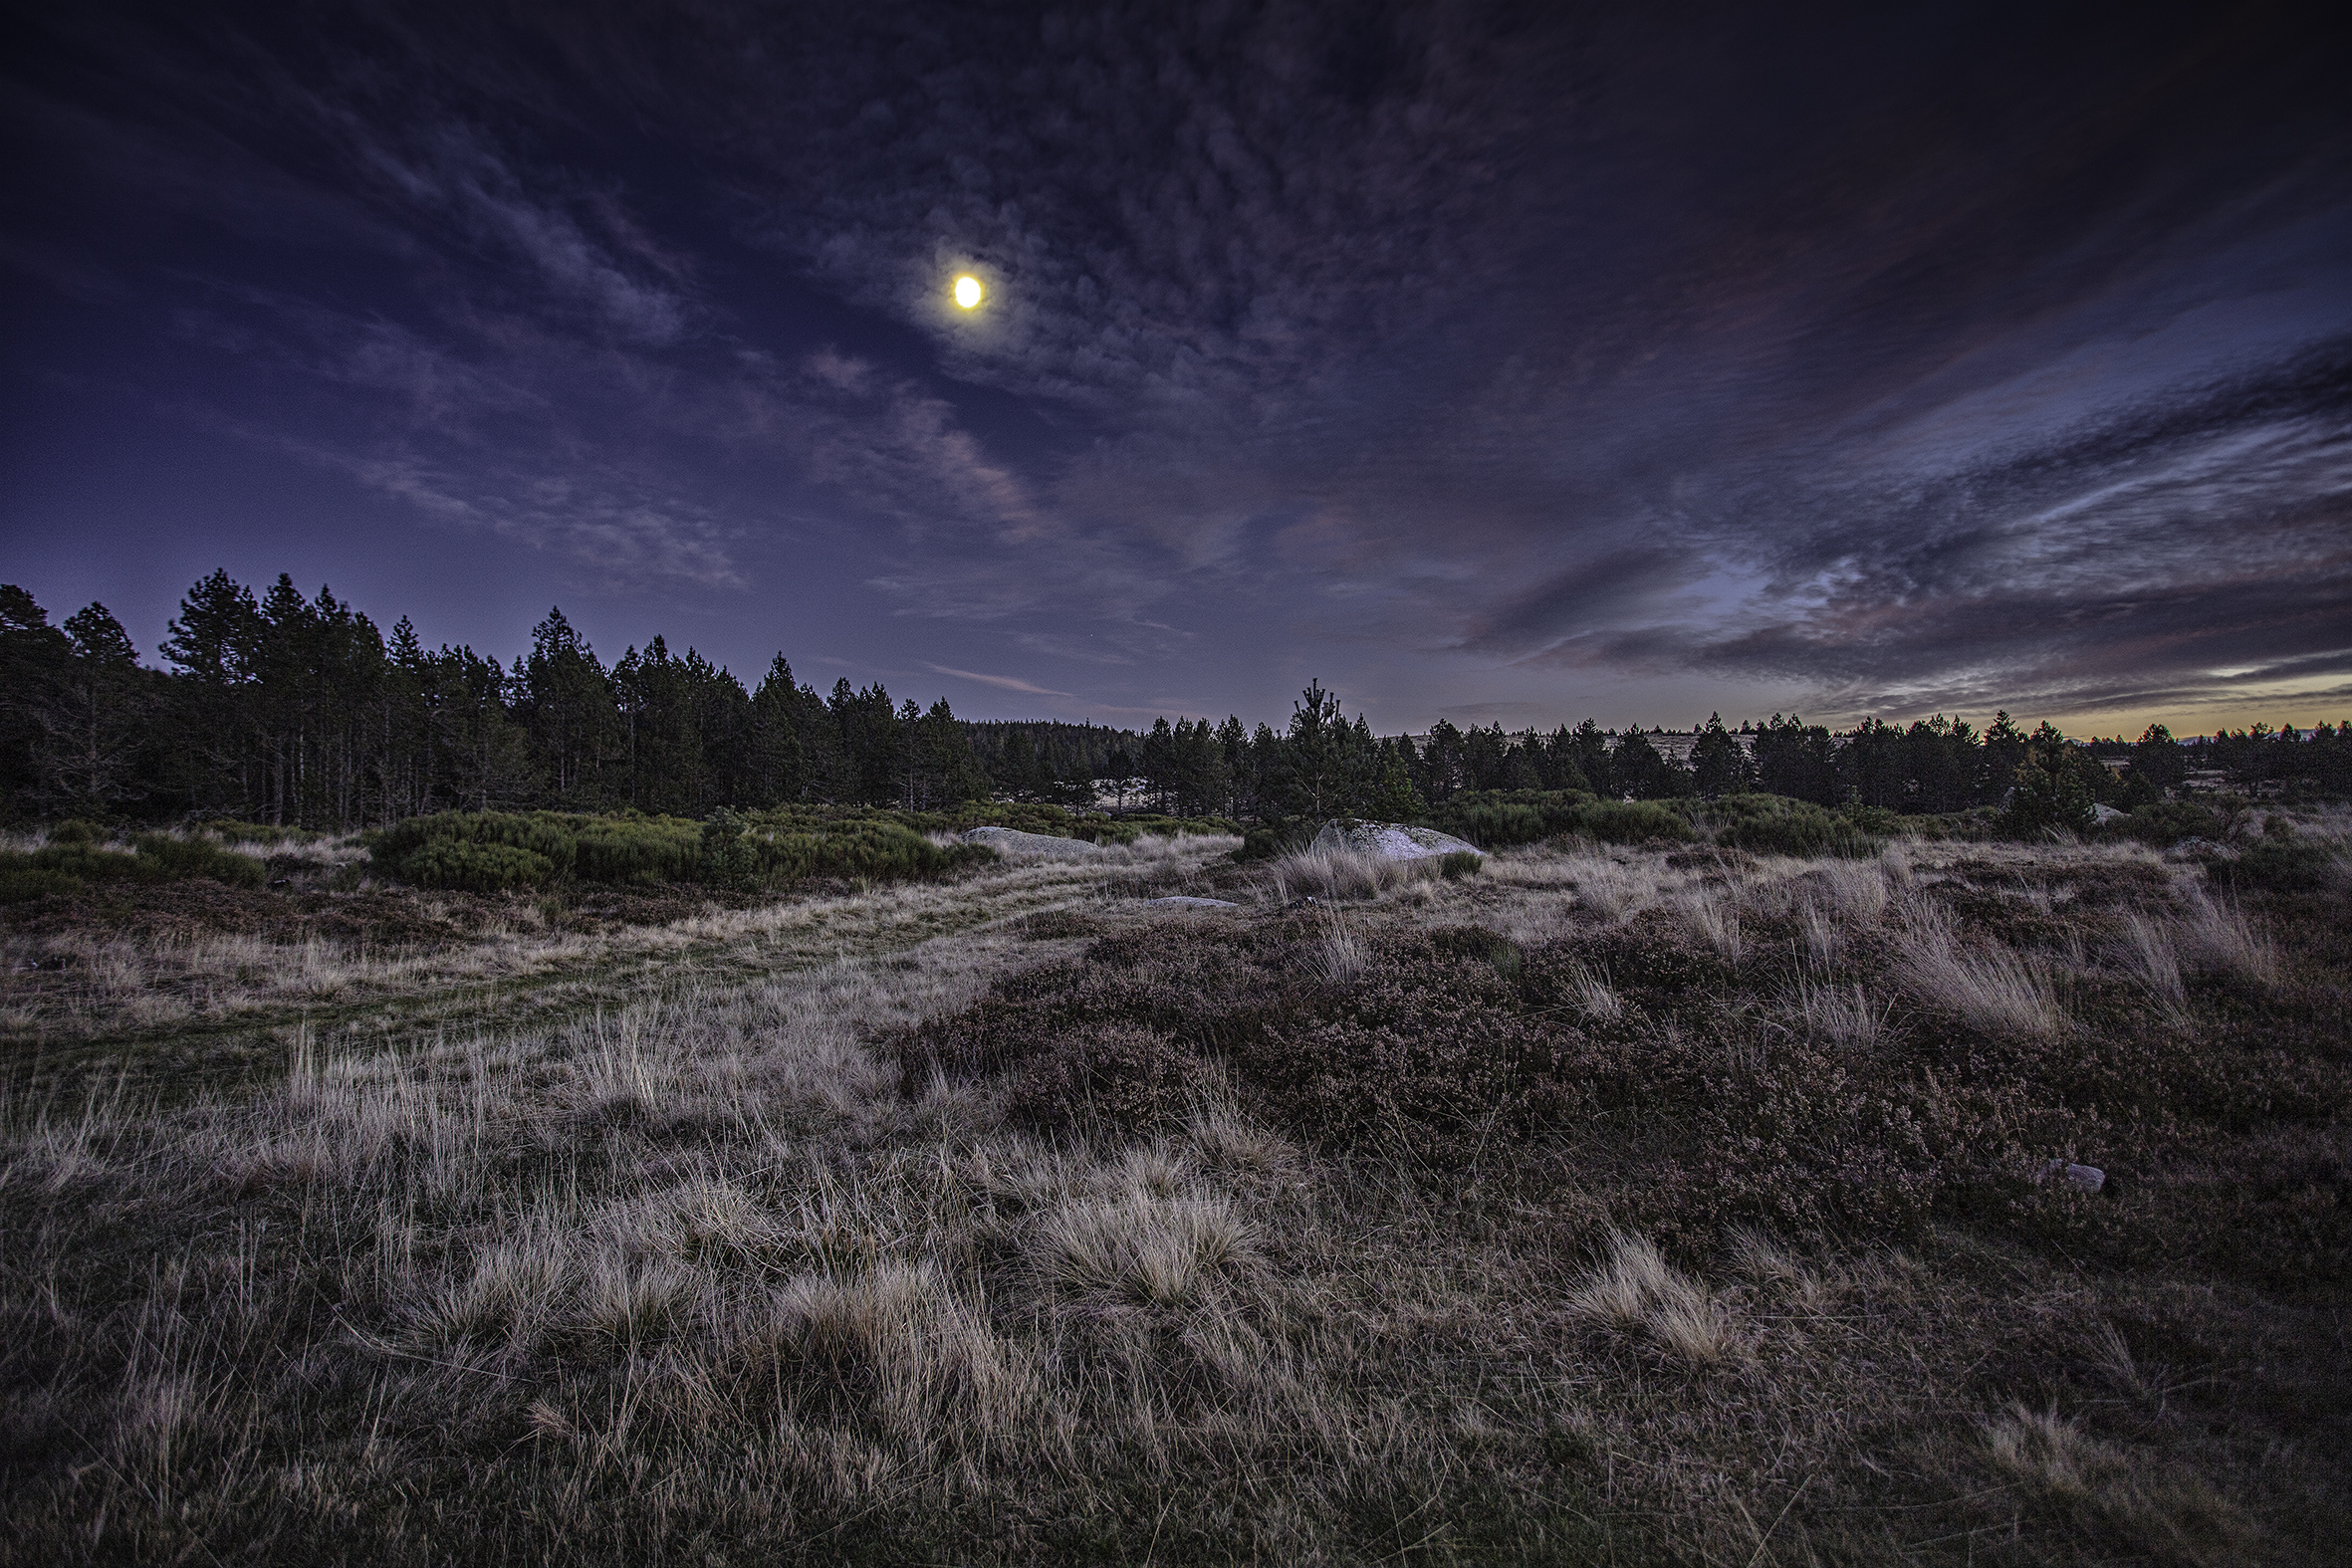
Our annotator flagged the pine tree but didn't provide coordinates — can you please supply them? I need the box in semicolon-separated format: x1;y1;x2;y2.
1690;713;1752;799
0;586;72;820
47;603;151;815
518;607;618;809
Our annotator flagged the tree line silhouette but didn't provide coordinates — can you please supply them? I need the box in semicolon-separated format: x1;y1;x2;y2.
4;575;2346;829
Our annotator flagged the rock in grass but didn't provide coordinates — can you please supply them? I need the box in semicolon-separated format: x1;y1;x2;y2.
1310;819;1485;860
1145;895;1237;908
959;825;1103;858
2040;1160;2106;1193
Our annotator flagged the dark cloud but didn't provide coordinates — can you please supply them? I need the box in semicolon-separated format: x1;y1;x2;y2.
3;1;2347;727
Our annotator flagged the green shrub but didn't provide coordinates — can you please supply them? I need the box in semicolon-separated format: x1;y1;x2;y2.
2114;798;2234;847
1426;790;1596;848
1438;851;1484;879
1569;799;1696;845
132;833;267;888
1705;794;1879;857
572;816;701;883
398;841;557;893
0;867;84;903
25;843;144;881
745;813;990;883
3;832;267;892
46;818;108;846
2225;835;2344;895
1839;802;1901;835
371;805;1003;891
1430;792;1695;847
1234;827;1284;861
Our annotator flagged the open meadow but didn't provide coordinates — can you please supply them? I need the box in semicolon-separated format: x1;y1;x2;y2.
2;818;2347;1565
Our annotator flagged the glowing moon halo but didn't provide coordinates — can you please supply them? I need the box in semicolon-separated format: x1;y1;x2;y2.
952;274;983;309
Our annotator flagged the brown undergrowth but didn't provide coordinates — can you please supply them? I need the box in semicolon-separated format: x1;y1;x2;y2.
0;827;2345;1564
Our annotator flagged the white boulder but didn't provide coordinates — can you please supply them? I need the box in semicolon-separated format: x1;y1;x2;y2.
1309;820;1484;860
959;826;1103;858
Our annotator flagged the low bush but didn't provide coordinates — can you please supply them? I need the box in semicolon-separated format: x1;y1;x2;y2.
1702;794;1879;857
2113;797;2237;847
1425;790;1597;848
0;868;84;903
398;840;558;893
1002;1025;1197;1130
129;833;268;887
369;806;993;891
0;832;265;895
1570;799;1697;845
894;895;2352;1258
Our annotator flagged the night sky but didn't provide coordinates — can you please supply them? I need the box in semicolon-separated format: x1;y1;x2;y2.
4;2;2348;735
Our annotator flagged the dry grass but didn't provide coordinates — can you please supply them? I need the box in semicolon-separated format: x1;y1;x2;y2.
1678;887;1744;962
1567;1231;1735;1364
0;838;1235;1050
1787;978;1889;1050
0;826;2343;1564
1310;912;1368;985
2115;911;2190;1008
1263;843;1452;903
1895;893;2063;1035
2173;884;2279;986
1556;957;1624;1020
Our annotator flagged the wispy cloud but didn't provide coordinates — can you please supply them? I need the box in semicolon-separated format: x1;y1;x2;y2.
923;664;1072;697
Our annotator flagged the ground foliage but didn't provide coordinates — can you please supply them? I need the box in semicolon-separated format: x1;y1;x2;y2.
2;801;2348;1565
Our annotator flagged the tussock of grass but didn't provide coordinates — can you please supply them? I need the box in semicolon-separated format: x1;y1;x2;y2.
1263;843;1448;902
1556;957;1624;1020
1787;978;1888;1050
1895;893;2062;1035
1679;887;1744;962
1310;914;1367;985
1567;1232;1735;1363
1035;1192;1254;1305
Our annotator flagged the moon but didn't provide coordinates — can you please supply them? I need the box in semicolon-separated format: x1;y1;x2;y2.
952;274;983;309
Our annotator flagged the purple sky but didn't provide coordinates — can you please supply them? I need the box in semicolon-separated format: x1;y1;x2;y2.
4;2;2347;736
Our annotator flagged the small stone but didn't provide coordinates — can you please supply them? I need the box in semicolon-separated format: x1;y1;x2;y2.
2041;1160;2106;1193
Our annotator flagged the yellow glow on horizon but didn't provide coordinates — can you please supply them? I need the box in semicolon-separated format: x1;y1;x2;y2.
953;274;983;309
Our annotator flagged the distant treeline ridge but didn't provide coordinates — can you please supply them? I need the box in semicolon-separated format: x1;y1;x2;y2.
3;575;2347;828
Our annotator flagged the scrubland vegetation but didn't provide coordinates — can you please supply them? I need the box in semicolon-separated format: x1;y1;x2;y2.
3;802;2347;1565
